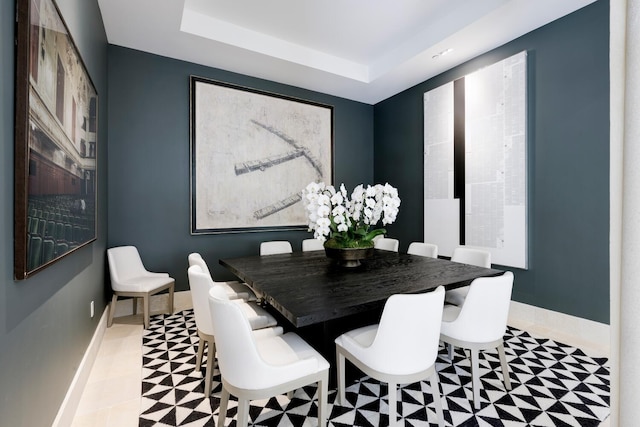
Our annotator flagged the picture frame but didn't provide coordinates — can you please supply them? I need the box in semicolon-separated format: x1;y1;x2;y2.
190;76;334;234
14;0;98;280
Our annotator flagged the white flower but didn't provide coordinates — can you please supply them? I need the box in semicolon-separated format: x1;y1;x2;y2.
302;181;400;241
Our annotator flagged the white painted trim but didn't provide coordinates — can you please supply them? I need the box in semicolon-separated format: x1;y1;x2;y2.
52;307;108;427
508;300;610;358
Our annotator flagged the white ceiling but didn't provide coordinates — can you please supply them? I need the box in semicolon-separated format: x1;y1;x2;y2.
97;0;596;105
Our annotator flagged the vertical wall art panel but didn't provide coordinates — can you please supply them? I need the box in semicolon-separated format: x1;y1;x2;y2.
190;76;334;234
14;0;98;279
423;82;460;256
424;51;527;269
465;51;527;268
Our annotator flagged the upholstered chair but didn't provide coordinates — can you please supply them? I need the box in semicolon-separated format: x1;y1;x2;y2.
187;265;281;396
106;246;174;329
335;287;445;427
440;271;514;409
374;237;400;252
260;240;293;255
407;241;438;258
445;246;491;305
302;238;325;252
188;252;257;301
209;285;329;427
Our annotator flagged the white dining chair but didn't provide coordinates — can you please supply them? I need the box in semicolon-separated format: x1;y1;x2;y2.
187;265;281;396
209;285;330;427
335;287;445;427
260;240;293;255
445;246;491;305
106;246;174;329
374;237;399;252
407;241;438;258
440;271;514;410
188;252;257;301
302;238;325;252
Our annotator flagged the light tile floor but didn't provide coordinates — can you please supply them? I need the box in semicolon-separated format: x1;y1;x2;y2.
70;303;612;426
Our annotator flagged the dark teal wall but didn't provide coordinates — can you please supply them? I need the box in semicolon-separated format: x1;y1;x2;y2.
0;0;108;425
107;47;374;288
374;0;610;323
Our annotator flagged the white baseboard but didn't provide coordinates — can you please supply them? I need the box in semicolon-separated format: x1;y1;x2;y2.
508;300;610;357
53;291;192;426
52;306;108;427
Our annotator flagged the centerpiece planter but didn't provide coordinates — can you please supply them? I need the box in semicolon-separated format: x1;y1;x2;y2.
302;181;401;269
323;240;375;268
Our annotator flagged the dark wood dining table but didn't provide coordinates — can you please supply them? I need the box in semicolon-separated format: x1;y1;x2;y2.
219;249;504;328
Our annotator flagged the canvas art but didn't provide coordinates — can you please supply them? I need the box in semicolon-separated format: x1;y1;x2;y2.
190;76;333;234
14;0;98;279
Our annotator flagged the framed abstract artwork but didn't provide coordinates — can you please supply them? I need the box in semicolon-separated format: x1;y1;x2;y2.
14;0;98;279
190;76;334;234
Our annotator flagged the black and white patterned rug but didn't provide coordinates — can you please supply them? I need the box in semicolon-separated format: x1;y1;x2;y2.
139;310;610;427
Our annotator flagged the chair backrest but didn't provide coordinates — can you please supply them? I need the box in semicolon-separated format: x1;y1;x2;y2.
260;240;293;255
209;287;305;390
374;237;399;252
407;242;438;258
448;272;514;343
302;238;325;252
451;246;491;268
355;286;445;375
107;246;149;291
187;264;228;336
188;252;211;277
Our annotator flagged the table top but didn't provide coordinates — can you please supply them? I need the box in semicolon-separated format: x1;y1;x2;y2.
220;249;504;328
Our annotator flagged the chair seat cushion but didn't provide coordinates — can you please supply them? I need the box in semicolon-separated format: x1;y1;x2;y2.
335;324;378;350
233;300;278;330
223;281;257;301
115;275;173;293
445;286;469;305
442;304;462;323
256;332;330;372
253;326;284;338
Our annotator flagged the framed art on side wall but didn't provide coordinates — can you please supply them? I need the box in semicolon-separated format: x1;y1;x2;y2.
190;76;334;234
14;0;98;279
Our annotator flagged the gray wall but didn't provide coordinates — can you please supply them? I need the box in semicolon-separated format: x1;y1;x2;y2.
107;46;374;288
0;0;108;425
374;0;610;323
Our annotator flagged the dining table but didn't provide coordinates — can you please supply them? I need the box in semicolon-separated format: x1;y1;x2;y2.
220;248;505;385
219;248;504;328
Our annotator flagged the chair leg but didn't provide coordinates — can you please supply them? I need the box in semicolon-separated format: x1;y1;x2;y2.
107;293;118;327
388;382;397;427
337;348;346;405
218;387;229;426
470;348;481;410
429;373;444;427
448;343;455;361
143;294;150;329
237;397;250;427
498;343;512;390
195;338;205;372
317;371;329;427
168;283;174;315
204;339;215;397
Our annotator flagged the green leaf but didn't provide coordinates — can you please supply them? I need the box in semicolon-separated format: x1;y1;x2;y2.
363;228;386;241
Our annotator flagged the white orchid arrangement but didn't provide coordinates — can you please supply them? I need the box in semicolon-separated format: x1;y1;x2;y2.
301;181;401;248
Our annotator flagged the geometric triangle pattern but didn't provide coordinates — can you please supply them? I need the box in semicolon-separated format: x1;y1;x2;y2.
140;310;610;426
